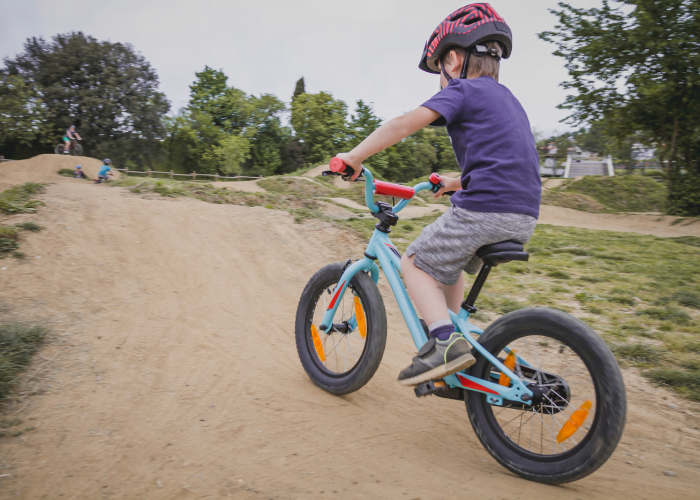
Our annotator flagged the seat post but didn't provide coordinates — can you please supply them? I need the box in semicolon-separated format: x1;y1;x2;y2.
461;264;492;313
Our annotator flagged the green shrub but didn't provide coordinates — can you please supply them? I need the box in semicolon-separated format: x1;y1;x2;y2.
0;323;48;400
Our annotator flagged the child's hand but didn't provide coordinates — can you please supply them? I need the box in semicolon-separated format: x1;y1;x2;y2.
334;153;363;180
433;175;461;198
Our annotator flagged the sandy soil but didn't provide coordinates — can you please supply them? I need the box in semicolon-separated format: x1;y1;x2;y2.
0;156;699;499
539;206;700;237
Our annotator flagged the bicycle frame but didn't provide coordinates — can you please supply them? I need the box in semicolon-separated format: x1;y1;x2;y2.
319;167;533;405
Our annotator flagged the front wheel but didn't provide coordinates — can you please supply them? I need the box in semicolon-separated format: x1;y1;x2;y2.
72;143;83;156
295;262;387;395
466;308;626;484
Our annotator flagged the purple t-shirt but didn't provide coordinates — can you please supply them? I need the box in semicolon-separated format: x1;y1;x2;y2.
421;76;541;218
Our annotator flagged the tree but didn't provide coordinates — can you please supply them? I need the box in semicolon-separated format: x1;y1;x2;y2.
540;0;700;215
0;74;48;156
291;91;348;165
293;77;305;101
246;94;289;176
188;66;228;112
2;32;170;167
347;100;382;149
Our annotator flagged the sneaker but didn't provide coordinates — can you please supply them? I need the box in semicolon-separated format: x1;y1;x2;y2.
398;332;476;386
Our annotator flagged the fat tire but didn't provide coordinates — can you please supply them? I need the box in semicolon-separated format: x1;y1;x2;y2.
295;262;387;395
54;144;63;154
466;308;626;484
73;143;83;156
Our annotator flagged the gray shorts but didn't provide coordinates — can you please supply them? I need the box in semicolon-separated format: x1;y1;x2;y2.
405;206;537;285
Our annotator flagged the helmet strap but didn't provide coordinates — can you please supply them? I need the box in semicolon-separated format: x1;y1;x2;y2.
440;53;452;83
459;51;471;79
441;50;472;84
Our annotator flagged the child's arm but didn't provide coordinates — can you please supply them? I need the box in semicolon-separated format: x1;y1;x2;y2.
75;133;82;140
336;106;441;180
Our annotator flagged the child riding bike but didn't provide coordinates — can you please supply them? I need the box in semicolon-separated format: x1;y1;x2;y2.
95;159;113;183
335;3;541;386
63;125;82;154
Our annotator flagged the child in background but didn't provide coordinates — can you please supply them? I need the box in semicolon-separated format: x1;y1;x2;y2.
74;165;87;179
95;159;112;184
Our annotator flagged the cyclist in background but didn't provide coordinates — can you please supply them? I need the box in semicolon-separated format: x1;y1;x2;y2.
63;125;82;154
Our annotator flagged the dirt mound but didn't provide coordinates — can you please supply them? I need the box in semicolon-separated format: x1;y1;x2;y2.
0;154;120;189
542;190;607;213
0;155;698;498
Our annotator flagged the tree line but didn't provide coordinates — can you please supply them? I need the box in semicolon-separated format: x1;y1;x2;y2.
540;0;700;215
0;32;456;183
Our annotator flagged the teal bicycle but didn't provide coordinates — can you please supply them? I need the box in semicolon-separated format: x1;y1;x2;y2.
295;158;626;484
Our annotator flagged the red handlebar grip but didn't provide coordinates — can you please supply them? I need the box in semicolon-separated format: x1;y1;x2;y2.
329;157;347;173
374;180;415;200
429;172;441;184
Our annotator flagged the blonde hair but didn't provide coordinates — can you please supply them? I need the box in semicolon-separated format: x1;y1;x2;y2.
442;41;502;82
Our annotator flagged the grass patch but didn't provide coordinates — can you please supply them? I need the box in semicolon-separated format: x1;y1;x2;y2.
0;220;45;259
112;178;327;223
647;369;700;401
672;290;700;309
637;307;692;325
0;182;46;214
541;191;606;212
0;323;48;401
612;343;663;364
57;168;87;179
14;222;43;232
562;175;667;213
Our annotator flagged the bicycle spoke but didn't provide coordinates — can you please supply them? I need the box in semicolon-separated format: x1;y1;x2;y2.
489;335;597;457
311;281;367;376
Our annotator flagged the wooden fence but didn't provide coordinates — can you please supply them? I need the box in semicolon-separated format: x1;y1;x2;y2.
114;168;262;182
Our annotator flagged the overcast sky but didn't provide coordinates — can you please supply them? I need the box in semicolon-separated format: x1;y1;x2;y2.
1;0;605;136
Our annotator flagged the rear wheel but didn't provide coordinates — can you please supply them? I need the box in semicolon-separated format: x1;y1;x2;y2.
54;143;65;154
295;262;387;395
466;308;626;484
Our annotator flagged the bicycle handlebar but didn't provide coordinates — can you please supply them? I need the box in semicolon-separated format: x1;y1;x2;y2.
329;157;447;214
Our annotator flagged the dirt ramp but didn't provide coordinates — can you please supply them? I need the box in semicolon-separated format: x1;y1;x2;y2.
0;154;121;187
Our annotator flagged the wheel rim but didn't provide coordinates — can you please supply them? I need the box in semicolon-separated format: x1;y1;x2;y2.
479;331;600;459
307;281;368;377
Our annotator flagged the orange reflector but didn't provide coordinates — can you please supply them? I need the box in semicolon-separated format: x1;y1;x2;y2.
310;324;325;362
498;349;517;386
556;400;592;443
354;296;367;338
433;381;446;388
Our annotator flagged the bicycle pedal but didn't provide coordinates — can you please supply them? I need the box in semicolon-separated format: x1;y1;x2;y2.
414;380;447;398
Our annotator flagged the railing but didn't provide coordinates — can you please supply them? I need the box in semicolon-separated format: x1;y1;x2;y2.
113;168;262;182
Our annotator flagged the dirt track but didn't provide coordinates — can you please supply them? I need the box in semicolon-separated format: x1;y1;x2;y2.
0;155;699;499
